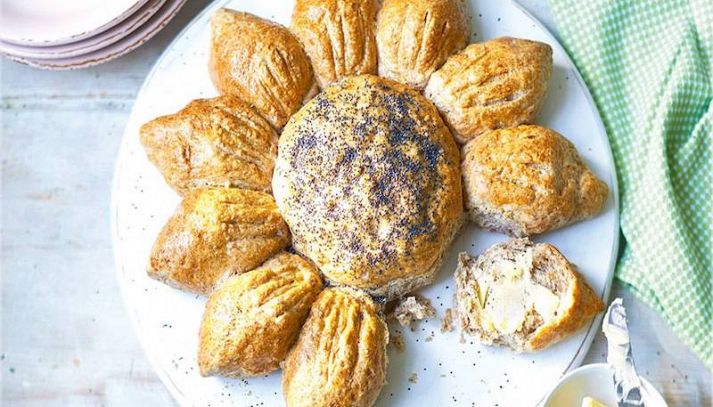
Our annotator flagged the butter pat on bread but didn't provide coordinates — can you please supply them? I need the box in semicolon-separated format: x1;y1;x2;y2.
455;238;605;352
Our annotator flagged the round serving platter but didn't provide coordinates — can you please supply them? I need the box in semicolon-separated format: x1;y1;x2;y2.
111;0;619;405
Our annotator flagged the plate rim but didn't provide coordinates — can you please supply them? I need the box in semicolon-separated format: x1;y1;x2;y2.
111;1;229;405
510;0;620;389
110;0;621;405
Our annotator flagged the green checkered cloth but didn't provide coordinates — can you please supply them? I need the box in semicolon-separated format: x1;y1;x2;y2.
548;0;712;368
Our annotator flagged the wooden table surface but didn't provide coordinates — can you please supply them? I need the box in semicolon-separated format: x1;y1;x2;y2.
1;1;710;406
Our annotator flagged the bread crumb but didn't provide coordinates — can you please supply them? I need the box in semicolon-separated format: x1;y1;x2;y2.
390;295;436;331
389;331;405;352
441;308;454;332
408;373;418;383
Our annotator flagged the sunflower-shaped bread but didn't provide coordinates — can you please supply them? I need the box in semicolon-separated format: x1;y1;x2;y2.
139;4;608;406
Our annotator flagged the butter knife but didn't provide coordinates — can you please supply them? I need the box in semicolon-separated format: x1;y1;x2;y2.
602;298;646;407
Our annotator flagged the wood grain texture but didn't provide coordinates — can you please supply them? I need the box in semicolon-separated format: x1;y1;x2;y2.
0;1;709;406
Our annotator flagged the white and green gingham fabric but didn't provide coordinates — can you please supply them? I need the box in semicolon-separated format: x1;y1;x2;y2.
548;0;712;367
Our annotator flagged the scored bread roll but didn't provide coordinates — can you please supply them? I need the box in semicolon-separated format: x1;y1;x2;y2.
139;96;278;195
291;0;378;89
376;0;469;89
210;9;316;129
461;125;609;237
147;188;290;295
282;287;388;407
425;37;552;143
455;238;605;352
198;252;323;377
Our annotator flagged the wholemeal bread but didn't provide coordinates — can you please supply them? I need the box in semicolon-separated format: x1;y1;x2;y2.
282;287;388;407
198;252;323;377
273;75;463;300
139;96;278;195
461;125;609;236
376;0;469;89
209;9;316;129
425;37;552;143
291;0;378;89
147;188;290;295
454;238;605;352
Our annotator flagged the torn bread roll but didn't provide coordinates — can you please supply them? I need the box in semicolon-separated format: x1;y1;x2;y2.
455;238;605;352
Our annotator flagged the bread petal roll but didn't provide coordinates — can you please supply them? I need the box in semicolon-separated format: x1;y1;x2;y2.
376;0;469;89
455;238;605;352
291;0;378;89
462;125;608;236
140;96;278;195
282;287;388;407
147;188;290;295
198;252;323;377
425;37;552;143
273;75;463;299
210;9;316;129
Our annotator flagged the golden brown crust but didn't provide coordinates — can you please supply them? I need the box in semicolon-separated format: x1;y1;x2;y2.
210;9;316;129
376;0;469;89
525;243;605;351
139;96;278;195
425;37;552;143
282;287;388;407
198;252;323;377
461;125;609;236
291;0;378;89
147;188;291;295
273;75;463;299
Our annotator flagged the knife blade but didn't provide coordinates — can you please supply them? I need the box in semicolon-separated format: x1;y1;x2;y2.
602;298;646;407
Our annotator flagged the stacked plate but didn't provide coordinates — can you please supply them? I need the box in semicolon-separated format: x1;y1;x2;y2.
0;0;187;69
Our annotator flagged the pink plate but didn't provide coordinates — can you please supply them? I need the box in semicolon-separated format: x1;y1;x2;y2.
4;0;187;70
0;0;148;47
0;0;167;60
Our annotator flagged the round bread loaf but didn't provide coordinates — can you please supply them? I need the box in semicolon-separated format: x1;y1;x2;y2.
273;75;463;299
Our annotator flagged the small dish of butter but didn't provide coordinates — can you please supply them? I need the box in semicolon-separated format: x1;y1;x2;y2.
542;363;667;407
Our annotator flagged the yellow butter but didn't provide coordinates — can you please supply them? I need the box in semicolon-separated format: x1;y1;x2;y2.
486;279;528;334
476;254;561;336
532;284;560;321
581;396;609;407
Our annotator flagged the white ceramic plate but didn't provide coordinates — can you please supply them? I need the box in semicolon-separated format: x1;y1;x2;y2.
112;0;620;405
3;0;186;70
0;0;147;46
0;0;167;60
